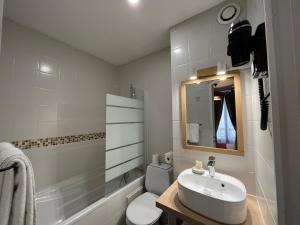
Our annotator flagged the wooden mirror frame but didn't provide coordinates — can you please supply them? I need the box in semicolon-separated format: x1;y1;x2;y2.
181;70;244;156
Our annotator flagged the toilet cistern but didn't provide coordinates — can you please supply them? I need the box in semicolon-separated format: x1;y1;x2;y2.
207;156;216;177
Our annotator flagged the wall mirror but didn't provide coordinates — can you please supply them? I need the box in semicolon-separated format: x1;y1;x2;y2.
181;69;244;156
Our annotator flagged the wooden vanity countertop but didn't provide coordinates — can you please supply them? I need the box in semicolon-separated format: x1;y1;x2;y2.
156;181;264;225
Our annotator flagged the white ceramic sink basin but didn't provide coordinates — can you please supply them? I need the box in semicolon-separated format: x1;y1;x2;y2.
177;169;247;224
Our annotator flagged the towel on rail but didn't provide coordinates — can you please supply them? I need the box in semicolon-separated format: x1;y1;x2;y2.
187;123;200;144
0;143;36;225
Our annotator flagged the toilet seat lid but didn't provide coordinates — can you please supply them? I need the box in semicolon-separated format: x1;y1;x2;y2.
126;192;163;225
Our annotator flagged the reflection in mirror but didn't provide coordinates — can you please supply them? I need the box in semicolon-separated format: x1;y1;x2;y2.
182;73;244;156
186;77;237;149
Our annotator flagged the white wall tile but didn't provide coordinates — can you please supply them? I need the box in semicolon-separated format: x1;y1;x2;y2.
38;104;58;122
245;96;253;122
36;72;59;91
170;26;188;50
172;65;189;121
245;121;254;147
172;64;189;81
240;70;253;97
118;49;172;161
39;56;60;76
256;181;277;225
187;15;212;63
0;19;119;143
247;0;278;218
0;19;119;193
172;121;181;140
37;121;58;138
171;44;189;67
254;151;277;216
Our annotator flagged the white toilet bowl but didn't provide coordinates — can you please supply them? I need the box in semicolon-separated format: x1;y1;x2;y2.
126;192;162;225
126;163;173;225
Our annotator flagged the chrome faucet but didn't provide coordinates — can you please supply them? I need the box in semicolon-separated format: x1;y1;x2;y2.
207;156;216;177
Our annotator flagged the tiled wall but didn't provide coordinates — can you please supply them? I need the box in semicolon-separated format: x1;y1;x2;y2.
0;19;119;141
170;0;277;224
0;19;119;190
118;49;173;162
247;0;278;224
247;70;277;225
170;0;258;194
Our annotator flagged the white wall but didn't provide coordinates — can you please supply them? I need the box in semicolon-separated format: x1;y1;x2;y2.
247;0;278;224
0;0;3;52
170;0;258;194
118;49;173;162
0;19;119;191
263;0;300;224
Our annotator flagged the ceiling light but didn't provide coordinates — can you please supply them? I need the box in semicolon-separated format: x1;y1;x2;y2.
219;76;227;81
128;0;140;6
217;61;227;75
189;76;197;80
189;68;198;81
173;48;182;54
214;96;222;101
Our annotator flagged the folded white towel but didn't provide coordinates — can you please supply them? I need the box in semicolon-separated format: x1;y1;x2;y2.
0;143;36;225
187;123;199;144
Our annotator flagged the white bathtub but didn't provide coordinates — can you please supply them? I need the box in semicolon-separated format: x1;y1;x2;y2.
36;172;144;225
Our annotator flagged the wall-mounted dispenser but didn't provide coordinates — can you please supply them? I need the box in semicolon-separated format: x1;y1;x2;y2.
227;20;270;130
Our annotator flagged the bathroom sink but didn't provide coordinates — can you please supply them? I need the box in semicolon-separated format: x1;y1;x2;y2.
177;169;247;224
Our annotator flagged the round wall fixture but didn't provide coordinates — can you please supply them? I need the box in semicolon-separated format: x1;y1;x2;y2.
217;3;241;25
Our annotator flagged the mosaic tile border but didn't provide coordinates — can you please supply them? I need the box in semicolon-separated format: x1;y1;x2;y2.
11;132;106;150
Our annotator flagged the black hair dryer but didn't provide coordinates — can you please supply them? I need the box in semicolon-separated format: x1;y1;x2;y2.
227;20;270;130
227;20;268;78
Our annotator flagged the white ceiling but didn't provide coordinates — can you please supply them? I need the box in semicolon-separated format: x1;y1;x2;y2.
4;0;224;66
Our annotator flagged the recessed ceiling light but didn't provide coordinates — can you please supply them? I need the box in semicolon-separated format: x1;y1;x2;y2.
128;0;140;6
189;76;197;80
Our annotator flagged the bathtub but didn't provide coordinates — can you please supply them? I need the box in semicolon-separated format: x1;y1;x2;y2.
36;171;144;225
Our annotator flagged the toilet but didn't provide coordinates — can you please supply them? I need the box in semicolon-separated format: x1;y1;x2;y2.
126;163;173;225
